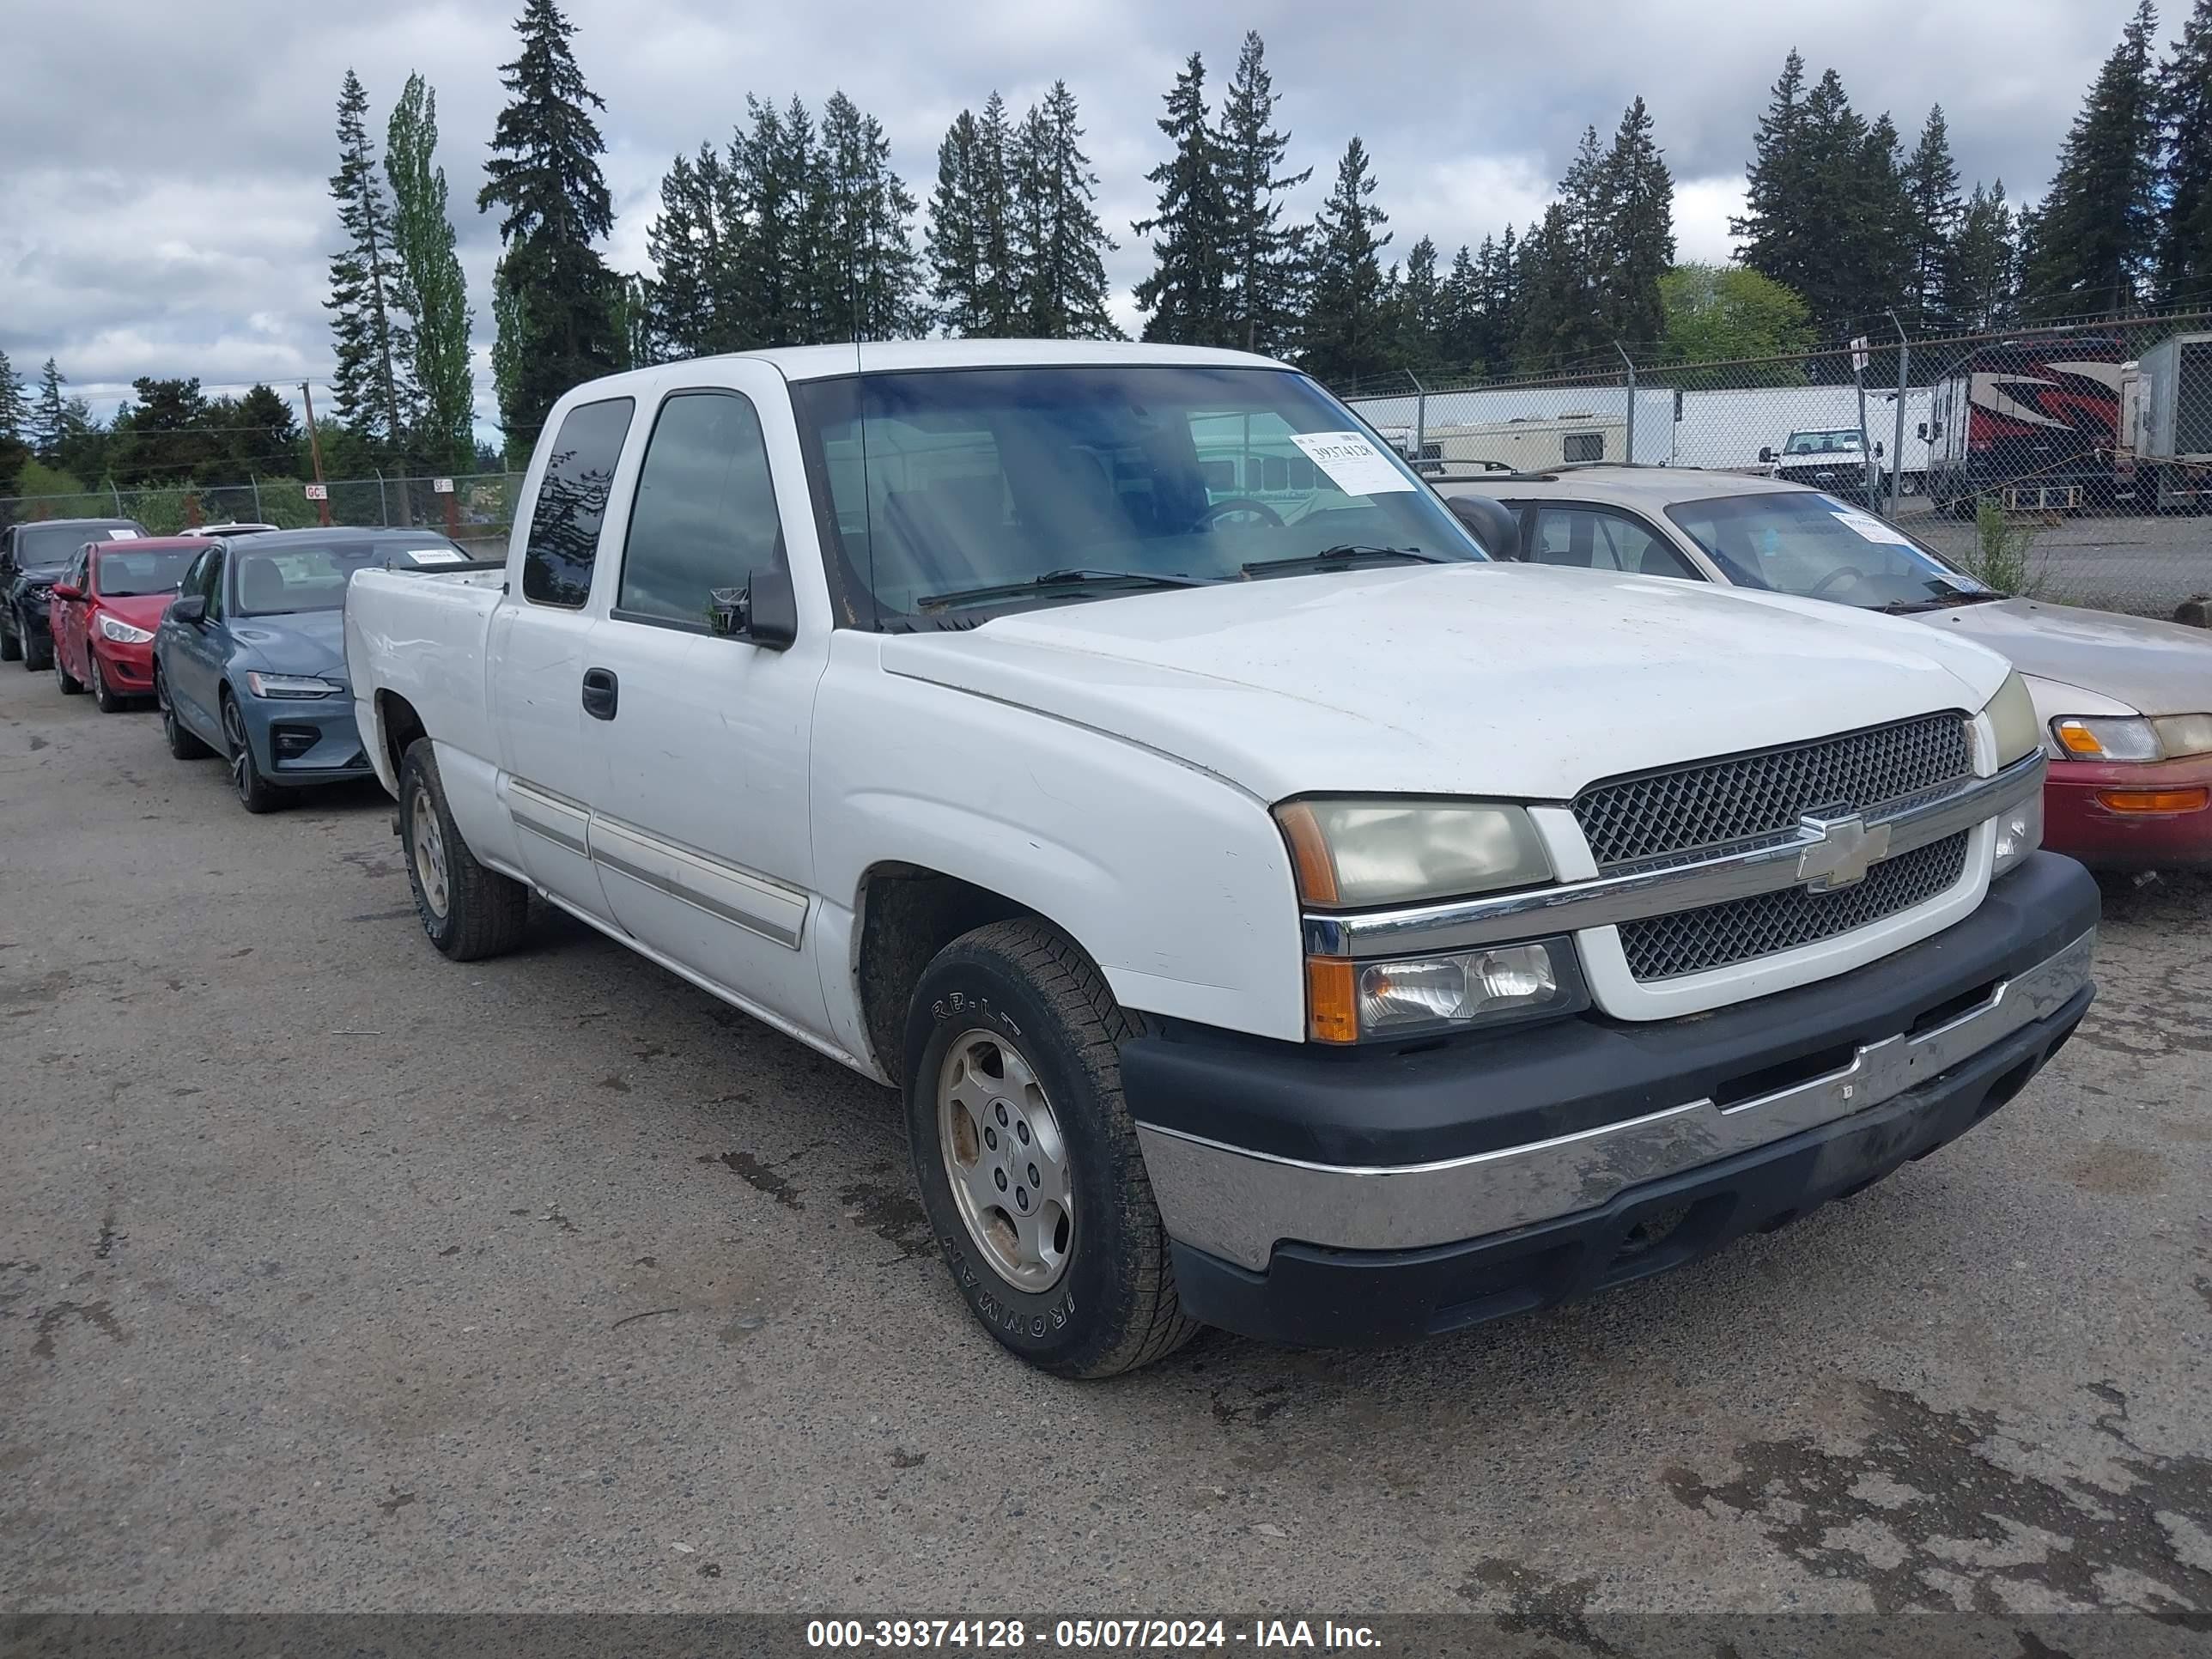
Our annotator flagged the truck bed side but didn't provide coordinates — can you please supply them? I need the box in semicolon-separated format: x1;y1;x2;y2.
345;566;505;800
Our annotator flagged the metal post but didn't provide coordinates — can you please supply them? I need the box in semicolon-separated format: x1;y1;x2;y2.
1887;310;1910;520
251;476;262;520
111;480;123;515
376;469;388;527
1615;343;1636;465
301;383;331;527
1855;367;1875;504
1409;371;1426;471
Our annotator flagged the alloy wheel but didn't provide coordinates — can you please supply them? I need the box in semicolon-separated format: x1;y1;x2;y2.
935;1030;1073;1292
410;793;451;919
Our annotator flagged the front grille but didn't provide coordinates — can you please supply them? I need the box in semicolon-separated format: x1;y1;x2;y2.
1618;832;1970;981
1573;714;1972;870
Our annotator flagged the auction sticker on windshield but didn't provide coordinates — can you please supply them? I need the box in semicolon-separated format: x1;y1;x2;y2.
407;548;467;564
1826;506;1913;545
1290;431;1416;495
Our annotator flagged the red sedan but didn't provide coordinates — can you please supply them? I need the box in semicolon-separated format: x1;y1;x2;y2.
51;536;210;711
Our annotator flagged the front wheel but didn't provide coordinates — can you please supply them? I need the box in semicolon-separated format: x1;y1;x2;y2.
21;614;52;672
89;652;127;713
221;692;282;813
905;918;1198;1378
0;613;19;663
398;738;530;961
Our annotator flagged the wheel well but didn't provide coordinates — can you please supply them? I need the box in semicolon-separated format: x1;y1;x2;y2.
854;866;1036;1081
376;690;427;781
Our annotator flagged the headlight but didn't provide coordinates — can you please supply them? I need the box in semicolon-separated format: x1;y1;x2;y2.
2051;714;2212;762
98;615;155;644
1984;671;2041;767
1273;798;1552;908
1334;938;1589;1041
1991;791;2043;878
245;671;342;698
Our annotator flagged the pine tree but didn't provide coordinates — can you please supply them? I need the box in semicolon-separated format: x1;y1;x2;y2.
0;349;25;447
386;73;476;471
2156;0;2212;301
1558;124;1612;354
1601;96;1674;348
1012;82;1120;339
489;260;529;461
1512;206;1582;370
2021;0;2160;315
1951;180;2021;330
815;91;923;341
1899;106;1962;331
737;95;825;346
1390;235;1443;374
1297;137;1392;384
1218;31;1310;356
32;359;68;463
926;111;991;335
974;94;1020;334
478;0;621;441
232;385;302;478
1131;52;1232;345
327;69;414;452
1733;52;1814;301
647;143;745;357
1437;244;1483;375
1482;227;1519;370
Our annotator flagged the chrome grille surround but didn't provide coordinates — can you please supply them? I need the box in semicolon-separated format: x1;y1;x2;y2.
1573;714;1974;871
1618;831;1972;981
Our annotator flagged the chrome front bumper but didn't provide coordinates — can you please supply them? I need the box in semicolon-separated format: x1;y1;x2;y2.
1135;927;2094;1272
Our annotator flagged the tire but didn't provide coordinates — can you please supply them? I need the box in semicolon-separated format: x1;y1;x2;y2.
56;649;82;696
398;738;529;961
89;652;126;713
0;612;18;663
220;690;283;814
22;614;52;672
157;666;213;759
904;917;1199;1378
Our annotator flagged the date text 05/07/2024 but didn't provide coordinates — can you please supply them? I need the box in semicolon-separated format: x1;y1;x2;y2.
804;1619;1382;1650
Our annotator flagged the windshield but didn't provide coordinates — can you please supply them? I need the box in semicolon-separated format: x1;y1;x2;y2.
1781;430;1863;455
230;541;393;616
95;547;199;596
1666;492;1994;609
20;523;137;566
790;365;1485;626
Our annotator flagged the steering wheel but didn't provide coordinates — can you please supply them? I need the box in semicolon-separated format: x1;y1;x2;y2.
1808;565;1866;598
1192;497;1285;531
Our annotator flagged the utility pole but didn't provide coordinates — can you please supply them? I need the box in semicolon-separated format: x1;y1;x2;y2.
1887;311;1910;521
301;382;331;527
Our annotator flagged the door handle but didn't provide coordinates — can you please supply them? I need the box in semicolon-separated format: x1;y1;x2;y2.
581;666;618;721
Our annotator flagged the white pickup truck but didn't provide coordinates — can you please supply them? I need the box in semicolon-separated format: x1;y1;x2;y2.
345;341;2097;1376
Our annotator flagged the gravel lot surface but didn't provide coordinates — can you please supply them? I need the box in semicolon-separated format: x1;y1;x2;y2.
3;661;2208;1620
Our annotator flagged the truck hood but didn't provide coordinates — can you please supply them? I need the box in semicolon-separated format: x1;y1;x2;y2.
1912;596;2212;717
879;563;2009;801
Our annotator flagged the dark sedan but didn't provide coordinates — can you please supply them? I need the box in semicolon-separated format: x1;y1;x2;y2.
1;517;151;669
153;527;483;812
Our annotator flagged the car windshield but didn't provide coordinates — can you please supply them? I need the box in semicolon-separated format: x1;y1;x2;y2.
21;524;135;565
1782;430;1863;455
230;541;395;616
1665;491;1995;609
790;364;1485;626
95;547;199;596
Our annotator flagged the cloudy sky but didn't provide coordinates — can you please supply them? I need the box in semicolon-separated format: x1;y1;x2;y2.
0;0;2147;445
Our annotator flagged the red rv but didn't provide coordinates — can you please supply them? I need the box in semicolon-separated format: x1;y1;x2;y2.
1922;336;2127;515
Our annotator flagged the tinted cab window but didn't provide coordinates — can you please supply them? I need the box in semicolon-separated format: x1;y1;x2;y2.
617;391;785;629
1524;505;1699;580
524;398;635;606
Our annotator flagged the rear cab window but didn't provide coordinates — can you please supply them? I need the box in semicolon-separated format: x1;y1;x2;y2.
523;398;636;607
1523;504;1701;580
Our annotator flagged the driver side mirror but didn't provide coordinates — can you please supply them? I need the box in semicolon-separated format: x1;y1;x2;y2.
168;595;206;625
51;581;82;600
708;566;797;650
1916;422;1929;442
1757;446;1775;465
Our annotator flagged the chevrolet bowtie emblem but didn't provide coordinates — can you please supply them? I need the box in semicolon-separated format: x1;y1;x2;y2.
1796;811;1891;891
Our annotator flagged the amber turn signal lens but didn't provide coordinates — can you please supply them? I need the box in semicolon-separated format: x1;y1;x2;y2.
2094;787;2211;815
1305;956;1358;1044
1275;801;1340;907
2055;723;2108;757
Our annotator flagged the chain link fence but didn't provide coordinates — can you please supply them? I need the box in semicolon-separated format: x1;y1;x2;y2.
1340;311;2212;623
0;473;526;560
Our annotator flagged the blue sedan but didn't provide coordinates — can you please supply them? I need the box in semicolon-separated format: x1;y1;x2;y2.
154;527;485;812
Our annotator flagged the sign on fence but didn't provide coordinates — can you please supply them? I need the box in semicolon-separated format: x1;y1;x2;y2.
432;477;454;494
303;483;328;501
1850;336;1870;376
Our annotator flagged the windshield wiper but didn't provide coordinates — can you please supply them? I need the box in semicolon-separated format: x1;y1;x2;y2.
916;567;1215;611
1878;590;2002;614
1240;544;1443;578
